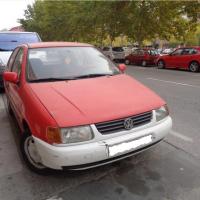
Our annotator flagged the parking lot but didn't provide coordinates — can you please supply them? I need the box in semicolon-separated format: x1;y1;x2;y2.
0;65;200;200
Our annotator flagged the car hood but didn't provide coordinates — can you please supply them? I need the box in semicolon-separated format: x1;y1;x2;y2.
29;74;165;127
0;51;12;65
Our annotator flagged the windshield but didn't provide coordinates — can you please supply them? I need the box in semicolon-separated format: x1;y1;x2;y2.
112;47;124;52
0;33;40;51
27;47;120;82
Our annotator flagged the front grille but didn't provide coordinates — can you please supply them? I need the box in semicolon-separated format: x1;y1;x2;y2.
95;111;152;134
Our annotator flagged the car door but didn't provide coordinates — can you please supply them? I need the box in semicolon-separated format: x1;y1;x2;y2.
129;50;138;64
166;48;183;68
6;48;24;122
177;48;193;69
4;47;20;91
137;50;145;64
149;50;159;64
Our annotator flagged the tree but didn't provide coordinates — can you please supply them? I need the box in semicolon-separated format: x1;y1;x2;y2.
20;0;200;46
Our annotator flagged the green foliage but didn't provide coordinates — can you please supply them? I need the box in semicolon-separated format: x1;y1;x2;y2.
20;0;200;46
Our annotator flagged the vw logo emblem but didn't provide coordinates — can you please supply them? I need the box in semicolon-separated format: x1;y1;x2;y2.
124;118;134;130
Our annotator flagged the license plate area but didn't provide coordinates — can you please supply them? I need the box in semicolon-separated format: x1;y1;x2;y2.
108;135;153;157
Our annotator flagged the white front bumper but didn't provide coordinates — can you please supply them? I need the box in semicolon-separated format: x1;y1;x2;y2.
33;116;172;170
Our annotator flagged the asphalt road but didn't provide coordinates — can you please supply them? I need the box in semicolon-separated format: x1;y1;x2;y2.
0;65;200;200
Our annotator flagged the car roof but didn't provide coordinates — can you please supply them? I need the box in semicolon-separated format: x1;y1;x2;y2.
26;42;92;49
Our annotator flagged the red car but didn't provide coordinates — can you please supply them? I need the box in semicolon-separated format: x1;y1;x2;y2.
125;49;159;67
3;42;172;174
157;47;200;72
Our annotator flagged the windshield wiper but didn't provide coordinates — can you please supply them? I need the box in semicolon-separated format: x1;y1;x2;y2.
74;73;113;79
29;74;113;83
29;77;76;83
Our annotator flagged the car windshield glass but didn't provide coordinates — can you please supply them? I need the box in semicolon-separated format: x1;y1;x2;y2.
112;47;124;52
148;50;159;55
0;33;40;51
27;47;120;82
162;49;172;54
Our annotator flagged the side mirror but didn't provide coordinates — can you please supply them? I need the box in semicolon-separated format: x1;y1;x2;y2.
3;72;19;84
118;64;126;73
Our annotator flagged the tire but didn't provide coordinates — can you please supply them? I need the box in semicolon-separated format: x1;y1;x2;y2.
157;60;165;69
189;61;199;72
141;60;147;67
0;86;4;93
20;132;52;175
125;59;130;65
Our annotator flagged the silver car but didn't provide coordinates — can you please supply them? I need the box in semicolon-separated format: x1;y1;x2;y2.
102;47;125;62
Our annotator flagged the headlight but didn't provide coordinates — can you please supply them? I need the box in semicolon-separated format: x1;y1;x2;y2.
155;105;169;122
60;126;93;144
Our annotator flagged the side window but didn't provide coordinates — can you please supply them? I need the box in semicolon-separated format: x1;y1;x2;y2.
132;50;137;55
138;50;144;55
7;48;19;71
171;49;183;56
190;49;197;55
181;49;192;55
11;48;24;77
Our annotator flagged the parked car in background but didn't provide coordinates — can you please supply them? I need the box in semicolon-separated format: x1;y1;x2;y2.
0;31;41;89
102;46;125;62
125;48;159;67
157;47;200;72
4;42;172;174
122;46;132;56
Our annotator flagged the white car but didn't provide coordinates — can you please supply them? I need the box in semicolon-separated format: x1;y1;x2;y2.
0;31;41;89
102;47;125;62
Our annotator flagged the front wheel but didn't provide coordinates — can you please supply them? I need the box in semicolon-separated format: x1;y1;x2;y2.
157;60;165;69
20;133;51;175
189;61;199;72
141;60;147;67
125;59;130;65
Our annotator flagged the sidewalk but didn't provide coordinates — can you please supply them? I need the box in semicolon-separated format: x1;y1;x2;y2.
0;94;23;178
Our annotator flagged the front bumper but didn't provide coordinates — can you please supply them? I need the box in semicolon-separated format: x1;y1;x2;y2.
34;116;172;170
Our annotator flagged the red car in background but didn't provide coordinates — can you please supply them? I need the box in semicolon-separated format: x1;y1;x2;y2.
125;49;159;67
157;47;200;72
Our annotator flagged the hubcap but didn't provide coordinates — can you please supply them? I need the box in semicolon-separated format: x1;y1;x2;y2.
142;61;146;66
24;136;45;169
125;59;129;65
190;63;198;72
158;61;164;68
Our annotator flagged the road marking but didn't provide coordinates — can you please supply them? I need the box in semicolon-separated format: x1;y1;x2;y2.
147;77;200;88
170;130;193;143
46;197;63;200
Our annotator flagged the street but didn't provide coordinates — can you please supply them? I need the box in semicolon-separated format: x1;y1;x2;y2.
0;65;200;200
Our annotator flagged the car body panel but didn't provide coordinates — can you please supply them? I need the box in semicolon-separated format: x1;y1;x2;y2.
34;116;172;169
0;51;12;66
29;74;165;127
